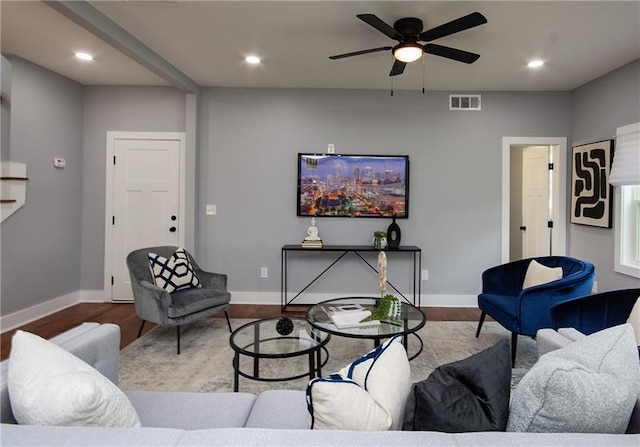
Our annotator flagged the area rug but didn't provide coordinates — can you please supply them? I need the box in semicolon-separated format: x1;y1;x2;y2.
119;319;536;394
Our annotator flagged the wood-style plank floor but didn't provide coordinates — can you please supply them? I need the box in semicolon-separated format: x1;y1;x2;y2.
0;303;481;361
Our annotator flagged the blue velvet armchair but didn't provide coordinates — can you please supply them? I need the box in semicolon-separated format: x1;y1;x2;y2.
549;288;640;335
475;256;596;366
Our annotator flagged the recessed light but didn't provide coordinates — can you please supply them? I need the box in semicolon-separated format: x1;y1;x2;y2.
527;59;544;68
245;55;261;65
75;52;94;61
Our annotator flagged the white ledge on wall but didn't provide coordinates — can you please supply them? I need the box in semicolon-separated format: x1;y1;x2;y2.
1;162;27;223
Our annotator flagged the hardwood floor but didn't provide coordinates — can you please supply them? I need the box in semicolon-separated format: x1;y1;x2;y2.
0;303;481;361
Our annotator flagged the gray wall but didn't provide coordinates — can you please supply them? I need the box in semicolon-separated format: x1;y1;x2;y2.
1;57;84;314
81;86;186;290
2;57;637;318
569;59;640;290
197;88;571;299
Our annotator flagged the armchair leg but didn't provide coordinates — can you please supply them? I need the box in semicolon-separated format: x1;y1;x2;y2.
224;311;232;333
511;332;518;367
176;325;181;355
137;320;145;338
475;311;486;338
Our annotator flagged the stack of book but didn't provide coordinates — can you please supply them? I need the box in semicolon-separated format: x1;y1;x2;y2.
323;304;381;329
301;239;323;248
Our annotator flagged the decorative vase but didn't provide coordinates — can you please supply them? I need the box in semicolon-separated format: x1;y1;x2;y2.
373;235;387;250
386;217;401;249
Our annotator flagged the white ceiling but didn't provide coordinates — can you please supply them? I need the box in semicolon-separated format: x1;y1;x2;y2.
2;1;639;92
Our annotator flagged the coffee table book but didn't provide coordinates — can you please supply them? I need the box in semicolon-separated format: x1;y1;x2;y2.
302;239;323;248
323;305;381;329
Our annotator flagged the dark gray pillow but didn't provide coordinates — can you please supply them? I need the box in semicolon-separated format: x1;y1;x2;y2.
404;339;511;432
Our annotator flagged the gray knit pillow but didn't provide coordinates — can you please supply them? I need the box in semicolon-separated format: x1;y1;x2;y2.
507;324;640;433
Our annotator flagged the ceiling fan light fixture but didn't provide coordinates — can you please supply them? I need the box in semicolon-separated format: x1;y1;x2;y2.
393;44;423;63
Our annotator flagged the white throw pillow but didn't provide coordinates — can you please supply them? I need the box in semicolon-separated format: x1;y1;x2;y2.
522;259;563;289
306;375;391;430
507;324;640;433
307;336;411;430
8;331;141;427
148;248;201;293
627;297;640;346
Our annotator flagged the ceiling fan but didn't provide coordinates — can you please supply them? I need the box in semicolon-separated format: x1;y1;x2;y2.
329;12;487;76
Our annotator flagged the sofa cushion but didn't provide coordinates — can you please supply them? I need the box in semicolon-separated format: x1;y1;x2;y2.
507;324;640;433
522;259;562;289
8;331;140;427
245;390;308;429
168;287;230;318
404;339;511;432
307;336;410;430
148;248;201;293
124;390;255;429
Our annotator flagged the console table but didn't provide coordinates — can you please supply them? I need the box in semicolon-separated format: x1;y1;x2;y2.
280;244;422;310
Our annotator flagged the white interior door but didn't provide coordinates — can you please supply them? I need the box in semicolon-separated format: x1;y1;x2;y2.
106;132;185;301
522;146;551;258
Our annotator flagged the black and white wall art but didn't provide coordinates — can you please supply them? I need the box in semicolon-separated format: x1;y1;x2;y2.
571;140;614;228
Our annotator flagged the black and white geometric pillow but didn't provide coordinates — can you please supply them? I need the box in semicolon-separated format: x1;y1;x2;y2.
148;248;202;293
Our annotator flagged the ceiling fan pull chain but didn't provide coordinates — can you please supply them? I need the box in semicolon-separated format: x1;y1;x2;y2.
422;54;426;94
390;64;394;96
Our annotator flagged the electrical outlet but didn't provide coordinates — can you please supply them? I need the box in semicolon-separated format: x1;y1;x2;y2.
206;204;217;215
260;267;268;278
327;144;335;154
421;269;429;280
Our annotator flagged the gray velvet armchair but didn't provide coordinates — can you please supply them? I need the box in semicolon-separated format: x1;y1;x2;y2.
126;246;232;354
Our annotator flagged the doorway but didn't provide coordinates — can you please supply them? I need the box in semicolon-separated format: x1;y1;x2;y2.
104;131;186;301
502;137;567;263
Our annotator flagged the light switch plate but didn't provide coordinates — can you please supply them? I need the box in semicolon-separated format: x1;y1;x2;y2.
206;204;217;215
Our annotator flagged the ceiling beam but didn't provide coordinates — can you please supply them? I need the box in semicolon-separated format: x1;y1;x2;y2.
44;0;200;93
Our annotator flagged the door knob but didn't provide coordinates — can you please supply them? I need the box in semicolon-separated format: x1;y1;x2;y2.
171;215;177;221
169;227;177;233
519;226;527;231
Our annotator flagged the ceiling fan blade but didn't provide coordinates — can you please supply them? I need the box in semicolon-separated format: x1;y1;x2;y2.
357;14;404;41
389;60;407;76
329;46;392;60
423;43;480;64
419;12;487;42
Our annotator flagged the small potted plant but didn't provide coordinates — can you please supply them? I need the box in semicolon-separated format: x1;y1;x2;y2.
373;231;387;249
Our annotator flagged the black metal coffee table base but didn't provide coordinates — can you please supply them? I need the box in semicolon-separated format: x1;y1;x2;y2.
230;317;331;392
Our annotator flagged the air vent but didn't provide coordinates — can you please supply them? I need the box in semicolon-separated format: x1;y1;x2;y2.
449;94;481;111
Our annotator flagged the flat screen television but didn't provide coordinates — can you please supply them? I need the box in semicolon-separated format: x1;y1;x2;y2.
297;153;409;218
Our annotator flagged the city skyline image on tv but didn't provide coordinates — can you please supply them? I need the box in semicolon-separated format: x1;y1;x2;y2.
297;154;409;218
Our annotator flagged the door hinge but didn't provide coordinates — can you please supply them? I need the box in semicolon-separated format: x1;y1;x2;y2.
112;216;115;225
548;162;554;170
548;220;554;228
111;276;114;285
113;156;116;165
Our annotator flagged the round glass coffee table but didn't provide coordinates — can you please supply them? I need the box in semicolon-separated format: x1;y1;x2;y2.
306;297;426;360
229;317;330;392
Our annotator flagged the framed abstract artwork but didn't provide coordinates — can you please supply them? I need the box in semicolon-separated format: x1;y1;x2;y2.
570;140;614;228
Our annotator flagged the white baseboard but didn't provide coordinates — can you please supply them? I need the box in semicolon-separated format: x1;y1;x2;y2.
1;291;82;333
1;290;108;333
1;290;478;333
